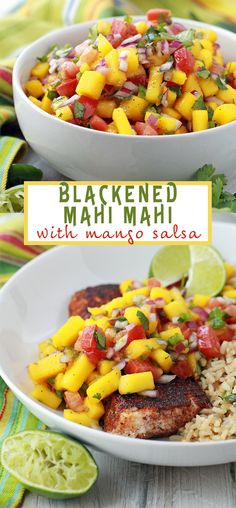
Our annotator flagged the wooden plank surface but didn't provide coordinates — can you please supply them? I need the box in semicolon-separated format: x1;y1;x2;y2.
23;451;236;508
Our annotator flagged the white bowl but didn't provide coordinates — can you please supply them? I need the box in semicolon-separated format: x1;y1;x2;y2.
13;17;236;181
0;217;236;466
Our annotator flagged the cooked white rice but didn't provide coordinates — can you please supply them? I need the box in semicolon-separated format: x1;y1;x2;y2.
177;339;236;441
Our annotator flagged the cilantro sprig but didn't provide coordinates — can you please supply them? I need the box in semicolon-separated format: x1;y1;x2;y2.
94;329;106;350
136;311;149;331
208;307;229;329
193;164;236;212
193;96;207;110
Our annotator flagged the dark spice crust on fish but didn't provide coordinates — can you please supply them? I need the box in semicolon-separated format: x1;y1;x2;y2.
69;284;121;319
103;378;211;439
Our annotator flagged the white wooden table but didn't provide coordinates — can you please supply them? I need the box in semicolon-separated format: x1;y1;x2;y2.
24;451;236;507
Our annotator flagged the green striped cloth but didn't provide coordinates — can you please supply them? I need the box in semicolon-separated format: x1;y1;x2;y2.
0;216;47;508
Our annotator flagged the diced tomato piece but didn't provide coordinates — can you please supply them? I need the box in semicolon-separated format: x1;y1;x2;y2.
171;360;192;379
174;47;195;74
129;74;147;86
207;298;225;310
90;115;107;132
80;325;107;364
146;8;171;23
197;325;221;359
215;326;234;343
56;78;78;97
126;323;146;345
61;61;78;79
134;122;146;135
147;278;161;288
111;19;137;47
225;304;236;324
173;342;186;354
76;96;98;120
64;391;84;412
170;22;186;35
125;359;163;382
143;124;158;136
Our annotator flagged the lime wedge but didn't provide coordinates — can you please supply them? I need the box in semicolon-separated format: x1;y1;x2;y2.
186;246;226;297
1;430;98;499
149;246;190;285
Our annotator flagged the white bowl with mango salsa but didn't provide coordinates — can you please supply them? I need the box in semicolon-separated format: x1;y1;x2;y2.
0;217;236;466
13;12;236;180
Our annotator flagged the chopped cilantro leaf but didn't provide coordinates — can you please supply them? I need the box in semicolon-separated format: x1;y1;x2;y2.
216;76;227;90
168;334;183;346
74;101;85;119
212;177;224;208
208;307;228;329
55;45;72;58
178;313;193;323
114;317;128;322
136;310;149;331
208;120;216;129
37;54;48;63
169;85;182;97
197;68;211;79
47;90;59;100
124;15;132;23
56;390;63;398
138;85;147;98
176;28;195;48
93;392;102;400
193;96;207;110
207;106;214;121
94;329;106;350
193;163;216;181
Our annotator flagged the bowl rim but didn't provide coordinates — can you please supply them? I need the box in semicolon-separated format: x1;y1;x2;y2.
0;218;236;449
13;15;236;141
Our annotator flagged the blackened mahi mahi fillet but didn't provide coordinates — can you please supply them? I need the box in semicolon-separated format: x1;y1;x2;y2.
104;377;211;439
69;284;121;319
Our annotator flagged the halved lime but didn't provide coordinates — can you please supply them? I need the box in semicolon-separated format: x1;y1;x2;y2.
186;245;226;297
1;430;98;499
149;246;190;285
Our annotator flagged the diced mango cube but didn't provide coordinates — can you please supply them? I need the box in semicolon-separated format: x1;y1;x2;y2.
199;49;212;69
54;372;64;391
105;297;126;315
38;339;56;357
97;33;113;57
119;372;154;394
80;63;90;73
84;396;105;419
125;338;160;360
97;20;112;36
164;300;188;319
192;110;208;131
200;39;213;51
224;261;234;280
216;84;236;104
135;21;148;35
56;106;73;121
167;89;177;106
192;294;210;307
146;66;163;103
64;409;99;427
52;316;85;349
227;62;236;73
176;125;188;134
76;71;105;100
123;287;150;305
187;352;197;373
162;107;181;120
223;289;236;299
195;28;217;42
213;104;236;125
160;327;183;340
28;353;66;383
62;353;95;392
183;73;202;95
171;70;187;85
29;96;42;108
32;384;62;409
98;360;115;376
169;287;186;302
31;62;49;79
124;306;149;327
158;115;179;133
119;279;133;294
41;94;52;113
96;99;116;118
175;92;197;121
87;368;121;401
119;48;139;76
150;287;171;303
112;107;134;135
120;95;148;122
107;122;118;133
198;77;218;97
151;349;173;372
25;80;44;98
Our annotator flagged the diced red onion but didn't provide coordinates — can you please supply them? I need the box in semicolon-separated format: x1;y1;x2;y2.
138;47;146;54
186;320;198;330
178;354;187;361
106;347;115;359
147;47;153;57
169;22;186;35
114;334;128;352
113;359;127;371
192;306;209;320
211;73;218;80
123;81;139;92
160;60;173;72
158;374;176;384
192;90;201;97
169;40;182;54
74;40;89;56
147;113;158;128
146;298;165;308
62;94;80;106
156;339;168;346
60;354;71;363
115;319;128;330
161;90;168;107
205;96;223;105
210;60;224;75
187;121;192;131
214;42;220;50
140;390;159;397
120;33;142;47
161;40;169;55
